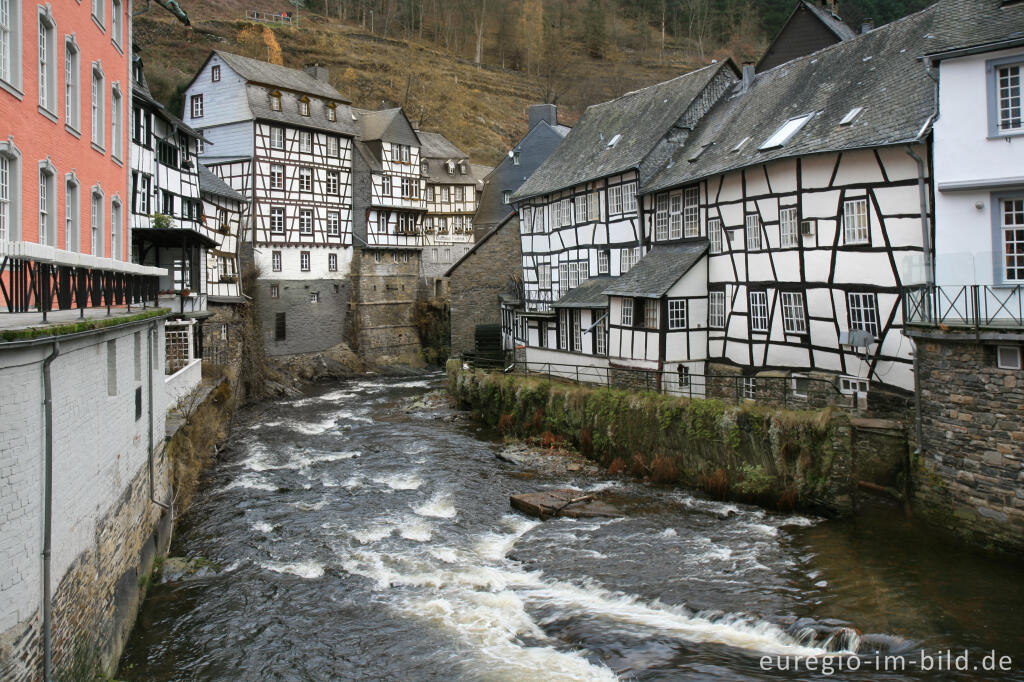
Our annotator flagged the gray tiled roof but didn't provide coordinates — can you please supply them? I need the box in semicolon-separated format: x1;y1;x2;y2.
215;50;346;101
513;61;730;200
802;1;857;41
470;163;494;190
646;0;1024;194
354;108;420;146
417;131;474;185
247;85;359;137
198;165;246;203
554;277;612;308
602;241;708;298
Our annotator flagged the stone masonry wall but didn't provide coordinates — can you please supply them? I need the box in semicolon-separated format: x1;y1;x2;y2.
260;278;351;357
448;218;521;356
351;249;423;360
912;334;1024;554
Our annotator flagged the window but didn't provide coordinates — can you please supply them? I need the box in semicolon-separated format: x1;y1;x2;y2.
709;290;725;328
558;309;569;350
749;291;768;332
745;214;761;251
298;97;310;116
512;150;520;165
790;374;810;400
683;187;699;238
644;299;659;329
843;198;869;244
847;292;879;338
111;0;122;47
90;189;103;256
598;250;609;275
839;376;869;396
157;139;178;168
299;130;312;153
190;93;203;118
161;190;173;216
137;174;150;214
38;164;55;246
326;104;337;122
668;299;687;330
270;126;284;149
110;86;122;159
781;291;807;334
742;377;756;400
91;65;104;148
299;209;313;234
132;106;150;146
327;170;340;195
839;106;863;126
503;190;511;205
1;0;21;91
997;346;1022;370
327;253;337;272
299;167;312;192
91;0;104;25
64;175;78;251
575;194;589;223
211;64;220;81
609;184;623;214
396;144;411;163
780;206;799;247
38;12;55;113
309;291;319;303
620;246;640;273
621;297;633;326
557;263;569;296
376;212;387;232
275;312;286;341
270;283;279;298
759;113;813;149
989;58;1023;135
270;91;281;111
559;197;571;227
271;250;282;271
538;263;551;290
381;174;392;197
327;211;340;236
401;176;418;198
572;310;582;351
667;193;683;240
270;164;284;190
1001;197;1024;281
655;194;669;240
708;218;723;254
270;207;285;233
64;39;79;128
623;182;637;213
110;198;121;259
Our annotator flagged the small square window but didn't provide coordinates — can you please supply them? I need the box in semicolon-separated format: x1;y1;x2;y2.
997;345;1022;370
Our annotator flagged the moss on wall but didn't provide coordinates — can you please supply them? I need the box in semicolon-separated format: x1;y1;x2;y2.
448;361;854;513
0;308;170;342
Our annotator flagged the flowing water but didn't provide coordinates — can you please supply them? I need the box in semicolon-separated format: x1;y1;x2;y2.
120;374;1024;680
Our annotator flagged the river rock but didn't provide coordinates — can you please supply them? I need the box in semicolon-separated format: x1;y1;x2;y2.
511;489;620;520
160;557;220;583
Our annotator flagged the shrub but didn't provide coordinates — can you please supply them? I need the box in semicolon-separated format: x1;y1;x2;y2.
649;454;678;483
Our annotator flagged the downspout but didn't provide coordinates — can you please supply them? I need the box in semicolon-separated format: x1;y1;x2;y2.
148;322;171;511
41;341;60;682
905;140;933;481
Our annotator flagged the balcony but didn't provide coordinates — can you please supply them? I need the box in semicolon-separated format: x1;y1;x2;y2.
904;285;1024;330
524;290;554;313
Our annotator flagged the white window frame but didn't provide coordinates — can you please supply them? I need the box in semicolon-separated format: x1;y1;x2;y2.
190;93;203;118
327;211;340;236
298;167;312;192
1;0;23;94
270;164;284;190
839;376;869;396
211;64;220;82
559;309;569;350
988;56;1024;137
709;290;725;329
847;292;879;339
381;174;392;197
595;314;607;356
609;184;623;214
91;63;105;149
560;197;571;227
742;377;756;400
843;198;869;244
269;92;282;112
997;346;1022;370
623;182;637;213
572;310;582;352
327;170;340;195
537;263;551;290
683;186;699;238
64;37;79;130
668;299;687;330
111;0;123;49
299;209;313;234
300;251;310;271
621;297;633;327
780;291;807;334
298;97;310;116
110;85;122;160
271;250;282;271
597;250;609;275
655;193;669;241
270;206;285;234
269;126;285;149
790;374;809;399
749;290;768;332
328;253;338;272
37;8;56;115
110;196;122;260
64;172;79;251
91;0;104;27
90;186;104;256
1001;196;1024;282
708;217;723;254
759;113;813;150
780;206;799;247
574;193;588;223
38;161;56;246
327;135;340;157
299;130;312;154
745;213;761;251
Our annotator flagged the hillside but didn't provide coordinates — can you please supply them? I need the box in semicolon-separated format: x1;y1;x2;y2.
135;5;699;165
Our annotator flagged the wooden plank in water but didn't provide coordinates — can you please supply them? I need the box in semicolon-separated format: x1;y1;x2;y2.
510;489;620;520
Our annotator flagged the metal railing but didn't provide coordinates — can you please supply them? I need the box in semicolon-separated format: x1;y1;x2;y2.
904;284;1024;329
245;10;293;24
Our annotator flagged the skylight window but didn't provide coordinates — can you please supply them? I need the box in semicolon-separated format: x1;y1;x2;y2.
732;136;750;153
759;113;814;150
688;143;714;163
607;133;622;148
839;106;863;126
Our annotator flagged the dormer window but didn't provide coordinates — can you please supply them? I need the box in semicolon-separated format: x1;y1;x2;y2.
512;150;520;165
269;91;282;112
326;102;337;122
458;162;466;174
298;96;310;116
420;160;428;175
759;113;814;150
396;144;411;163
446;160;455;175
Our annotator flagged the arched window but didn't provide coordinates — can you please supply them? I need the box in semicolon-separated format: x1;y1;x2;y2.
90;185;104;257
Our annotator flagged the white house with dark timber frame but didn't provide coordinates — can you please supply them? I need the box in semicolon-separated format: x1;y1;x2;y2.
417;131;476;285
181;51;358;355
198;165;247;302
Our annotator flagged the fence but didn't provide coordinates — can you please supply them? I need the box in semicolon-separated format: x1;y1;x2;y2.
245;10;293;24
165;319;199;375
904;284;1024;329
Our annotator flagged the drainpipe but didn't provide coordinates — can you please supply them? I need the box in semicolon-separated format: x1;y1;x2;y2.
41;341;60;682
148;322;171;512
905;143;933;484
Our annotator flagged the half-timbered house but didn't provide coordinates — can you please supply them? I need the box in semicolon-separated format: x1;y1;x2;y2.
181;51;357;356
417;131;476;287
199;165;246;302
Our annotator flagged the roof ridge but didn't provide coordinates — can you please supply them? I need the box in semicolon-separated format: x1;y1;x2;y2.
587;61;722;111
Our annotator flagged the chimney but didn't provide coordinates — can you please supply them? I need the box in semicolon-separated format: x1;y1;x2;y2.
741;62;755;93
304;64;329;83
823;0;839;13
528;104;557;129
861;18;874;33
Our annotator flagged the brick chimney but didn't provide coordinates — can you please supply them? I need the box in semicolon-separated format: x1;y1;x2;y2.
528;104;557;129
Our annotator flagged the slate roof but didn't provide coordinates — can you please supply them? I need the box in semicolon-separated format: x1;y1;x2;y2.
602;241;708;298
353;141;383;172
215;50;347;101
802;1;857;40
470;163;494;190
247;85;359;137
645;0;1024;194
354;108;420;146
198;165;246;203
417;131;474;184
512;61;731;201
554;277;612;308
444;212;516;277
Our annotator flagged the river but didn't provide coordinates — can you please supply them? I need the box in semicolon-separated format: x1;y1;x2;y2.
119;373;1024;680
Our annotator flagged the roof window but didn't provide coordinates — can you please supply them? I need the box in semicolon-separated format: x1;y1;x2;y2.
731;136;750;153
269;91;282;112
688;143;714;163
759;113;814;150
839;106;863;126
607;133;621;148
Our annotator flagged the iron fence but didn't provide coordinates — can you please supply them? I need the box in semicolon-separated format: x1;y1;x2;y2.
904;284;1024;329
